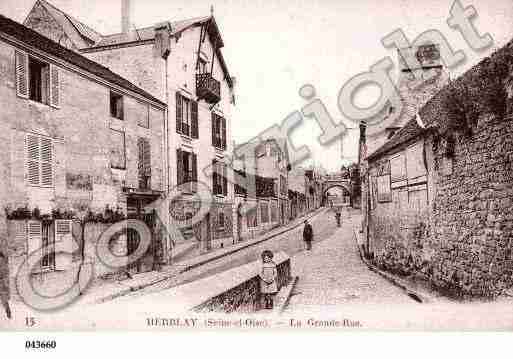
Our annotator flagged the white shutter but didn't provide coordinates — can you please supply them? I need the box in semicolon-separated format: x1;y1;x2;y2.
54;220;72;270
49;64;60;108
40;137;53;187
26;134;40;186
27;220;42;270
15;50;29;98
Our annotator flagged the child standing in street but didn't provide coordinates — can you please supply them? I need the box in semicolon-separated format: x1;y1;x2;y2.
260;250;278;310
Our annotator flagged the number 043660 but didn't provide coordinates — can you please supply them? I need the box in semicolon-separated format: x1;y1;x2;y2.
25;340;56;350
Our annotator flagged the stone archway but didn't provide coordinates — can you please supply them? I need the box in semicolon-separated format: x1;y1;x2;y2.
323;184;352;207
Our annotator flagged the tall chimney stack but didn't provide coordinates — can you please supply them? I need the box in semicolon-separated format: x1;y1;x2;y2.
121;0;133;34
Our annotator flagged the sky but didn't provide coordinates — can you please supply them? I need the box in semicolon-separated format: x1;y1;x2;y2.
1;0;512;172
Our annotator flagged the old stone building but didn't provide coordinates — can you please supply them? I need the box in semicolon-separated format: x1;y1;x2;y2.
288;167;308;220
305;169;323;211
0;14;167;296
360;39;513;298
233;138;290;240
24;0;237;256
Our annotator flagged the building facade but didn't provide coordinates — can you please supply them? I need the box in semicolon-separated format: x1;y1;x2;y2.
0;14;167;296
233;138;290;240
288;167;308;220
24;0;237;257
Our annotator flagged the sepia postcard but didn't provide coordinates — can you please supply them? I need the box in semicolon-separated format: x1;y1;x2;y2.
1;0;513;347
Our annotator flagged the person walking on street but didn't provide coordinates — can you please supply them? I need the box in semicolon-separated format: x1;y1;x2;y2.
303;219;313;251
0;250;12;319
335;212;341;227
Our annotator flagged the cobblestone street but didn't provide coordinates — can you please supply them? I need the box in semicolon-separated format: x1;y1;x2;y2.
123;208;338;299
285;210;415;311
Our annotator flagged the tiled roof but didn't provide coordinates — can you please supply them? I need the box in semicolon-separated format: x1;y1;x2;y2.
0;14;165;107
87;16;233;88
26;1;233;88
36;0;102;45
93;16;211;47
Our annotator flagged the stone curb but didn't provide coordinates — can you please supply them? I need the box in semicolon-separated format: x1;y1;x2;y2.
95;208;326;304
276;276;299;314
181;208;326;272
351;228;429;304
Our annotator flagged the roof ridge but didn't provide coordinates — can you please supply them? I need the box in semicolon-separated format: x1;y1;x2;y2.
39;0;103;37
0;13;164;106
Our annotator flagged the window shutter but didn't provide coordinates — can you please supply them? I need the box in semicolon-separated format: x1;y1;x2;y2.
211;113;216;147
222;117;227;150
40;136;53;187
54;219;72;270
49;64;60;108
15;50;29;98
191;100;199;139
138;138;144;179
176;92;182;134
212;159;218;194
176;148;183;186
192;152;198;192
27;220;42;270
143;138;151;176
27;134;40;186
222;163;228;195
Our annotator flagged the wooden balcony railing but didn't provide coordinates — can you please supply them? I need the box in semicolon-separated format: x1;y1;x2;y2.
196;73;221;104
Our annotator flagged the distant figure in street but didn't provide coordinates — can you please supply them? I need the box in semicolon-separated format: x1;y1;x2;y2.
0;250;12;319
303;219;313;251
335;212;341;227
260;250;278;310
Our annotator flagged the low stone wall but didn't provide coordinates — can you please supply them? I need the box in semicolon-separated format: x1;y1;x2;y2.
164;251;291;313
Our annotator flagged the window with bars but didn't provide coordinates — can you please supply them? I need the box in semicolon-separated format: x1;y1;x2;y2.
177;148;197;192
26;133;53;187
15;50;59;108
212;159;228;196
26;219;73;272
218;212;225;229
176;93;198;138
212;113;226;150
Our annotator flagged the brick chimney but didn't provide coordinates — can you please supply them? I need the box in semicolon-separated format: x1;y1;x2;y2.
121;0;133;34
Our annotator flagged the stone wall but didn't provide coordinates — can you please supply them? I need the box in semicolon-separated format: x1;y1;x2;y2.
193;253;291;313
427;113;513;297
366;93;513;299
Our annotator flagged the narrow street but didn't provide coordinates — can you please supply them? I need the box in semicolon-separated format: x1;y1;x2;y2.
4;208;513;330
285;211;415;311
123;208;339;299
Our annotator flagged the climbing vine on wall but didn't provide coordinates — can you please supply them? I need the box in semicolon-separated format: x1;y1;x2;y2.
4;205;126;223
422;42;513;137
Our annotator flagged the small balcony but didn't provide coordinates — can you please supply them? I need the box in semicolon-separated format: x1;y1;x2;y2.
196;73;221;104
